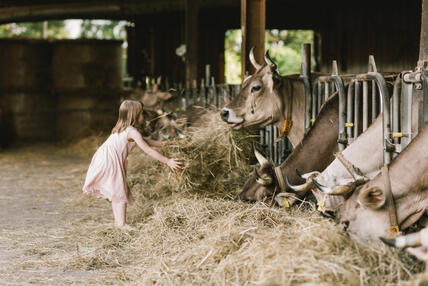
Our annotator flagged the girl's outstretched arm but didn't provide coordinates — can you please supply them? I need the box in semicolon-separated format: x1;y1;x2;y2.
144;137;165;147
128;128;181;169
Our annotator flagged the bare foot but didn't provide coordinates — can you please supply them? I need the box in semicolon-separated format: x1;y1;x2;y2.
115;224;136;232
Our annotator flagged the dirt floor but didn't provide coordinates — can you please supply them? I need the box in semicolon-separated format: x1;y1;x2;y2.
0;142;118;285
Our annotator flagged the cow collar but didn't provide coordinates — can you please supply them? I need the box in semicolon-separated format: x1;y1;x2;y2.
278;78;293;139
382;165;401;238
278;120;292;136
274;166;286;192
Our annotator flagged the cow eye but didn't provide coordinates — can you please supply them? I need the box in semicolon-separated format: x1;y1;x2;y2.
251;85;261;93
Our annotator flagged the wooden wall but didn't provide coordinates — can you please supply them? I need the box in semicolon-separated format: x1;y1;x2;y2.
316;0;421;74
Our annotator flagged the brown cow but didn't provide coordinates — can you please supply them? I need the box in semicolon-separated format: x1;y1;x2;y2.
130;78;178;114
235;92;339;202
220;48;310;147
328;121;428;241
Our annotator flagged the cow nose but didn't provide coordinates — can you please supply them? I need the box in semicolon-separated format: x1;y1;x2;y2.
342;220;350;231
220;109;229;121
234;193;242;202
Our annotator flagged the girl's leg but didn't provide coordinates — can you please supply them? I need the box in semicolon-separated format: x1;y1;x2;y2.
112;202;126;227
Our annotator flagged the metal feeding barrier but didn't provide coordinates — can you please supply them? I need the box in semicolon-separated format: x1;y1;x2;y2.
138;50;428;168
303;53;425;166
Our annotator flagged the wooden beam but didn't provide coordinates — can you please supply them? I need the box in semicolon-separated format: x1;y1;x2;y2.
241;0;265;80
419;0;428;66
185;0;198;85
0;1;239;24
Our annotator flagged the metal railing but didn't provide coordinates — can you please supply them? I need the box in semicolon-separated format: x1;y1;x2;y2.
303;54;425;166
131;51;428;168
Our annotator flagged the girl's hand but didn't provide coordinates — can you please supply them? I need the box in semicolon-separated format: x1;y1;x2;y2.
167;158;182;170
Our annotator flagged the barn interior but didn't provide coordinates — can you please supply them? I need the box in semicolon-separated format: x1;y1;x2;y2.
1;1;428;285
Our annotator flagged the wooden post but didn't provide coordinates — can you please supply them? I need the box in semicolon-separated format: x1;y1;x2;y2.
185;0;198;86
241;0;265;80
419;0;428;66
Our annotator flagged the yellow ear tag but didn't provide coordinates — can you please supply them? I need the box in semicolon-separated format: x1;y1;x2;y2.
389;226;401;238
282;198;290;208
278;120;292;136
317;196;327;213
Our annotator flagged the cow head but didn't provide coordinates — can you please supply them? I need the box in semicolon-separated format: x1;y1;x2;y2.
235;149;276;202
332;184;390;240
332;182;425;241
220;48;284;128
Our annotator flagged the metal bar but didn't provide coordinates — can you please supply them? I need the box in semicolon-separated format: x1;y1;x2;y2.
392;77;402;145
363;80;369;131
259;128;265;150
205;64;211;87
400;81;413;149
209;76;216;107
354;80;361;138
422;71;428;124
191;79;198;106
406;83;413;143
346;81;354;142
300;44;312;133
267;126;273;160
372;80;378;122
273;126;278;164
278;138;284;164
311;81;318;124
356;72;392;165
324;81;329;102
332;75;347;151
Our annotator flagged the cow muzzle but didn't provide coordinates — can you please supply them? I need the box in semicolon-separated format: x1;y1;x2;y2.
220;108;244;124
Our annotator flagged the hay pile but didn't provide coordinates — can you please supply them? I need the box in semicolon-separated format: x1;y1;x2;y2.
5;109;425;285
127;109;256;200
67;110;422;284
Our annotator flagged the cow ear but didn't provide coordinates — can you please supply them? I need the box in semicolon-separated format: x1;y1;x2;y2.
358;186;386;209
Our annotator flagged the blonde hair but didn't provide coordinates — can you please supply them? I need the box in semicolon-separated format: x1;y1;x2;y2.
112;100;143;134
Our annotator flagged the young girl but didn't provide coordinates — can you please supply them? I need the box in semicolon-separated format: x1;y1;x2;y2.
82;99;181;229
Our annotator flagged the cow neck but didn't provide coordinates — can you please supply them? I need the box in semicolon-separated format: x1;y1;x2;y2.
275;78;293;139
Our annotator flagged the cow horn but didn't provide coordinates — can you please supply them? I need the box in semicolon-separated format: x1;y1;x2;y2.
312;178;352;195
249;46;262;70
298;171;321;180
380;232;421;248
254;149;269;166
285;176;312;192
264;50;276;67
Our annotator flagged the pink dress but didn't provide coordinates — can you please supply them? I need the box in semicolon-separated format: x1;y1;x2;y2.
82;126;136;203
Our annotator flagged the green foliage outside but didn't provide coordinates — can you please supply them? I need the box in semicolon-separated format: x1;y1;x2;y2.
225;29;314;84
0;21;68;38
0;20;127;40
79;20;127;40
